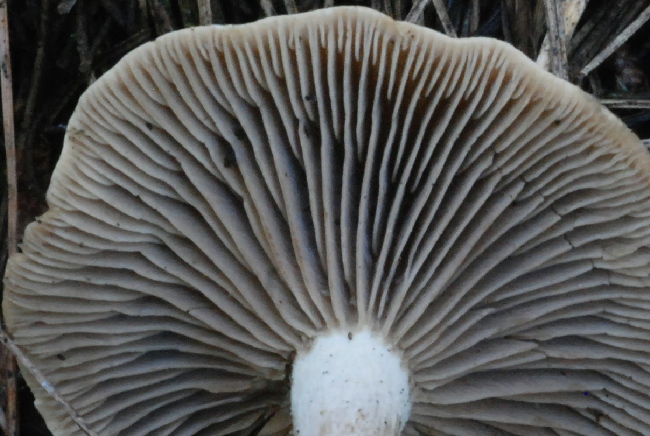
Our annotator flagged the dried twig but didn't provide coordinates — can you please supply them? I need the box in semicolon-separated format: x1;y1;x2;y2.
406;0;456;35
209;0;224;23
148;0;174;34
1;0;16;258
431;0;457;36
405;0;425;23
0;406;6;434
0;330;100;436
0;347;16;436
260;0;277;17
177;0;195;27
537;0;587;70
57;0;77;14
563;0;587;38
543;0;569;80
600;99;650;109
197;0;212;25
77;0;92;77
587;73;604;97
0;2;18;434
283;0;298;14
99;0;127;27
393;0;401;19
581;3;650;77
17;0;49;159
570;1;639;68
372;0;393;18
470;0;480;34
138;0;148;28
89;17;113;60
569;0;606;51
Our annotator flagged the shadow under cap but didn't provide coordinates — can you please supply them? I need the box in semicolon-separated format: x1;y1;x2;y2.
4;6;650;436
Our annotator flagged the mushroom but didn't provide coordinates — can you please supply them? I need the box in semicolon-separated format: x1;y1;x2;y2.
4;6;650;436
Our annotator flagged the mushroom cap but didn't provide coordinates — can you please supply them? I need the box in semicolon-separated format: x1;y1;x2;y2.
5;6;650;436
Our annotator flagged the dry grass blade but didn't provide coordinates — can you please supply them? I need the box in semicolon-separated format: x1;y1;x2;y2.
543;0;569;79
581;3;650;77
0;2;18;434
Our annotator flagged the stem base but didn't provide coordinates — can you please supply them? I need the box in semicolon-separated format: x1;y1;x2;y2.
291;329;411;436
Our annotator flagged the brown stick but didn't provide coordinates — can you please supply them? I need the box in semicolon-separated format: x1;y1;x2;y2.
0;2;18;435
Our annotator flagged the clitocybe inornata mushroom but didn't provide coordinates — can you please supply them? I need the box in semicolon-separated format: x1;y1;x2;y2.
4;6;650;436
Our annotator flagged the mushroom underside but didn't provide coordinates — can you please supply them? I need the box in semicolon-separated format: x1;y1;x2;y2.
4;7;650;436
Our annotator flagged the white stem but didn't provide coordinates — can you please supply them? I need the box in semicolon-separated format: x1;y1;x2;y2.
291;329;411;436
